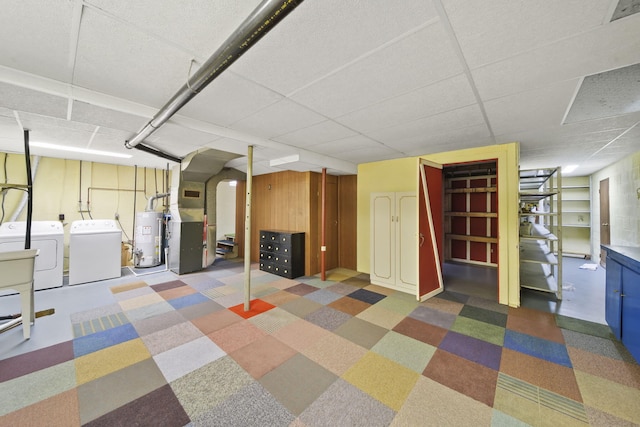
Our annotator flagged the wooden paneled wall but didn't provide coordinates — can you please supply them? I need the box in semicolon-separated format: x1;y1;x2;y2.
338;175;357;270
235;171;357;275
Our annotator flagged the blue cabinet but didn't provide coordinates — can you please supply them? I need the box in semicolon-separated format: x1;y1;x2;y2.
605;259;622;339
603;245;640;363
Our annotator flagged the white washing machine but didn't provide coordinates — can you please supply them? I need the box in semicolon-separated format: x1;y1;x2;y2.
0;221;64;290
69;219;122;285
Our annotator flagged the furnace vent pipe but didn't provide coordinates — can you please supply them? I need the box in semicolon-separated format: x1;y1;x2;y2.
146;192;170;212
125;0;304;150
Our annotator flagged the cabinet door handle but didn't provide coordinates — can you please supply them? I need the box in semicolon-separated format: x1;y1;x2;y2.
419;233;425;247
602;223;609;226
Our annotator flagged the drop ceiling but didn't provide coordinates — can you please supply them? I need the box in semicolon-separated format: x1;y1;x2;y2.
0;0;639;177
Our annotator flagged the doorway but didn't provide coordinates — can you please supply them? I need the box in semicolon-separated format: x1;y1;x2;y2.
440;160;499;301
599;178;610;267
212;180;237;262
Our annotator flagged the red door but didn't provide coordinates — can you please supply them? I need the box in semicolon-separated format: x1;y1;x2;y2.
418;159;444;301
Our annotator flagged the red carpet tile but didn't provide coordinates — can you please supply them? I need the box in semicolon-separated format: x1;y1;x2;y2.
229;299;276;319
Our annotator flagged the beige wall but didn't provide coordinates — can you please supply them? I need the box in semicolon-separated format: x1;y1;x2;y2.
357;143;520;307
590;150;640;260
1;152;170;270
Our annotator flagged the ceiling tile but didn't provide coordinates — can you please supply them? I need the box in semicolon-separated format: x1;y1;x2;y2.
472;15;640;101
368;104;486;145
400;124;494;156
273;120;358;147
442;0;612;68
71;100;148;133
306;135;387;157
203;137;272;158
230;99;325;139
146;121;221;152
18;112;96;147
484;79;580;136
0;0;74;82
290;23;462;118
84;0;261;58
0;82;68;120
340;145;403;164
178;72;283;127
73;8;195;108
336;74;475;133
231;0;438;95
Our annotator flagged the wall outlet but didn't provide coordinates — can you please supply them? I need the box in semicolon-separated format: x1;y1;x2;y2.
58;213;64;221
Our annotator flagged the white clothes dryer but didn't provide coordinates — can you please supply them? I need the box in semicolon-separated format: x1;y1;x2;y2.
0;221;64;291
69;219;122;285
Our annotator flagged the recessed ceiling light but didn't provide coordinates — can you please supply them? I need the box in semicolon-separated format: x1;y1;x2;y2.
563;165;578;174
29;141;132;159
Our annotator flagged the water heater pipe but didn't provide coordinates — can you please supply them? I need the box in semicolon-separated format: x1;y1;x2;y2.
125;0;304;152
146;192;170;211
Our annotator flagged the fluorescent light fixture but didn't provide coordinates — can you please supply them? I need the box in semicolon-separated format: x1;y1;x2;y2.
563;164;578;174
270;154;300;167
30;141;132;159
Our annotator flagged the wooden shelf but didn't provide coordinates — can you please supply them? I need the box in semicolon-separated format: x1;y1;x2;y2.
446;234;497;243
520;212;559;217
520;240;558;265
445;187;496;194
445;211;497;218
520;262;559;296
519;190;559;202
520;224;558;241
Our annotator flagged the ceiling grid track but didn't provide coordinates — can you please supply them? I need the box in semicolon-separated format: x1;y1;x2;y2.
432;0;495;141
285;17;440;99
67;0;84;121
587;120;640;160
81;1;202;61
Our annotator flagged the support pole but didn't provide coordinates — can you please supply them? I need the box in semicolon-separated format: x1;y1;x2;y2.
321;168;326;281
244;146;253;311
23;130;32;250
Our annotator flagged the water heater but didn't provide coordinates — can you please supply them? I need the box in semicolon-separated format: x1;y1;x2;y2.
134;211;163;267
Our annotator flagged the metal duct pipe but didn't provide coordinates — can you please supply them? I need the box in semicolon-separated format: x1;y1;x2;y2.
125;0;304;150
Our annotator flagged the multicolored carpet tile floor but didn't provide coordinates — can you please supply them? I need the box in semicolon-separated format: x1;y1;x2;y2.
1;260;640;426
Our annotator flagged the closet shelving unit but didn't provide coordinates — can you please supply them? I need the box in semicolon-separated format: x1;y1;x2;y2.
555;176;591;258
519;167;563;300
443;167;498;266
